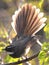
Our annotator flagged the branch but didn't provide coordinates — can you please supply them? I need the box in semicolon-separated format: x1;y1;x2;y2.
1;51;40;65
22;56;31;65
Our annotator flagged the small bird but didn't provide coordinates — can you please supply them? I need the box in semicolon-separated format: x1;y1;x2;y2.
5;4;47;58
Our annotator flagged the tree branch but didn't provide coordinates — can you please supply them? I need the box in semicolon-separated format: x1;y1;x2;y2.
1;51;40;65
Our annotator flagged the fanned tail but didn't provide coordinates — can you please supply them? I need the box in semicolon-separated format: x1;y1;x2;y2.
11;4;47;37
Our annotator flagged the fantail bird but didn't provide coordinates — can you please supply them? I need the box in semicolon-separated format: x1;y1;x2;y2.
5;4;47;58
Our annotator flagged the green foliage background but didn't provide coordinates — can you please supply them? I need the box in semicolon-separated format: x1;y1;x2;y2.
0;0;49;65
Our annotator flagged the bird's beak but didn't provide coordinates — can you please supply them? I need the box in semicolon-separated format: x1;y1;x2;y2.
7;51;14;54
2;48;14;54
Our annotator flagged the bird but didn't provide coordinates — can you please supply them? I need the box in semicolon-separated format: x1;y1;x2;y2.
5;4;47;58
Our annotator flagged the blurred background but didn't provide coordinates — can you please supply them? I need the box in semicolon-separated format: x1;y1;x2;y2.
0;0;49;65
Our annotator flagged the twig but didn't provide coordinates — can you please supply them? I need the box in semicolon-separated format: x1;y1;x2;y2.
22;56;31;65
1;51;40;65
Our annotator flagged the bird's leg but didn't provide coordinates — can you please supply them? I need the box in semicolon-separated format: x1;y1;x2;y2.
22;55;31;65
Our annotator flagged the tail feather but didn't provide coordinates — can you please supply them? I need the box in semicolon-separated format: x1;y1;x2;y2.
11;4;47;37
27;15;46;35
24;6;36;33
25;8;40;34
32;23;46;35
